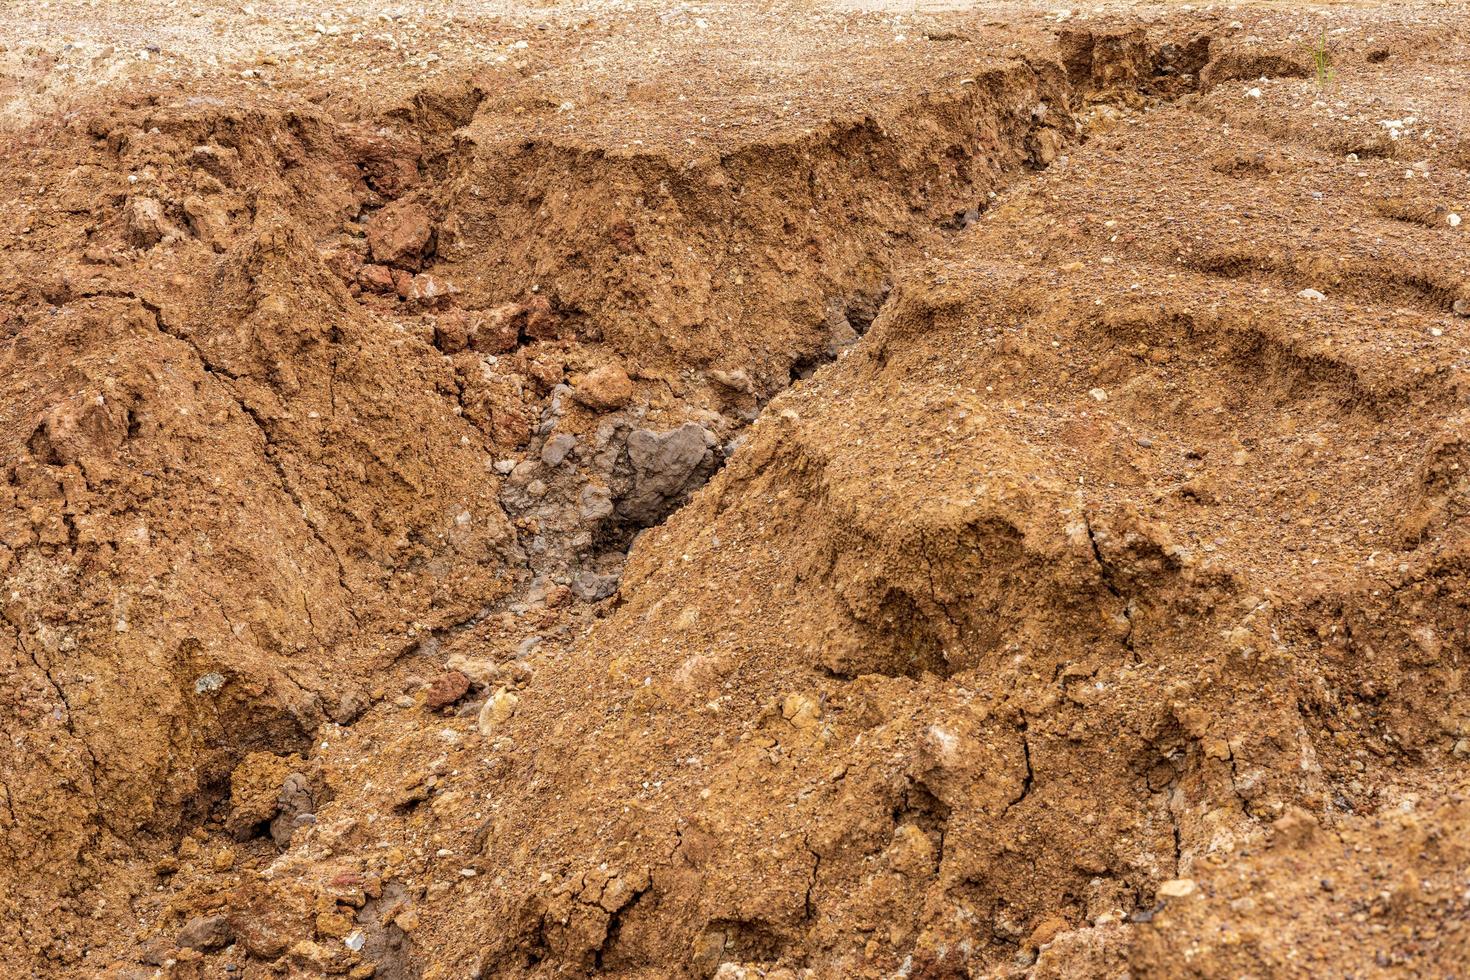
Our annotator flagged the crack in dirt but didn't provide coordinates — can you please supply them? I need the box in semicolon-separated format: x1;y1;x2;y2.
1002;714;1035;817
592;882;651;971
802;833;822;922
0;778;18;842
59;288;360;611
1224;744;1252;818
7;620;108;835
918;527;964;660
138;292;361;620
1170;801;1184;878
1081;511;1139;661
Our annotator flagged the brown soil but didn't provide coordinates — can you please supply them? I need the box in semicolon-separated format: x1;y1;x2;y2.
3;1;1469;978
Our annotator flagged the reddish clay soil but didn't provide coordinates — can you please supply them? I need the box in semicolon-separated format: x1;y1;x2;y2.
3;1;1470;978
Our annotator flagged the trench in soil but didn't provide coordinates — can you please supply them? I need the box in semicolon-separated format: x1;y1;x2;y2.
3;20;1273;972
210;23;1212;937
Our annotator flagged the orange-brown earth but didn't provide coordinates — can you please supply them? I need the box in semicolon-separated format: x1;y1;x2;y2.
3;1;1469;977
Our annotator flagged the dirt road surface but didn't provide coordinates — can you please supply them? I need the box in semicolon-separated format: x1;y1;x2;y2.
3;0;1469;977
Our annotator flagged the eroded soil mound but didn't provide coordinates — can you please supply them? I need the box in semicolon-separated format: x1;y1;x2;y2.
3;1;1469;978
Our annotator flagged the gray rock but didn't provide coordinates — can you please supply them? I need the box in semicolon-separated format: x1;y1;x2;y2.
593;419;621;449
541;433;577;466
579;484;613;522
508;460;539;487
269;772;316;848
573;568;622;601
621;423;713;524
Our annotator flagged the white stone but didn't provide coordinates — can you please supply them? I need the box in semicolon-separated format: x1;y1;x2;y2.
1158;878;1199;898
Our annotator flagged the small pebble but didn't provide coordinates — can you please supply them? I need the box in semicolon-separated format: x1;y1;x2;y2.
478;688;519;737
1157;878;1198;899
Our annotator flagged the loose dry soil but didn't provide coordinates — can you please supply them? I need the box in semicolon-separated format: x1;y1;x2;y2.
3;0;1470;977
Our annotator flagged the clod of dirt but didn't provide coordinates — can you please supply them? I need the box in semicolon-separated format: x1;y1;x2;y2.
573;364;636;411
365;199;434;269
424;669;472;711
176;914;233;952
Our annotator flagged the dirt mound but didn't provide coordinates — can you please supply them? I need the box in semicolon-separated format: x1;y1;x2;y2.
3;2;1469;978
